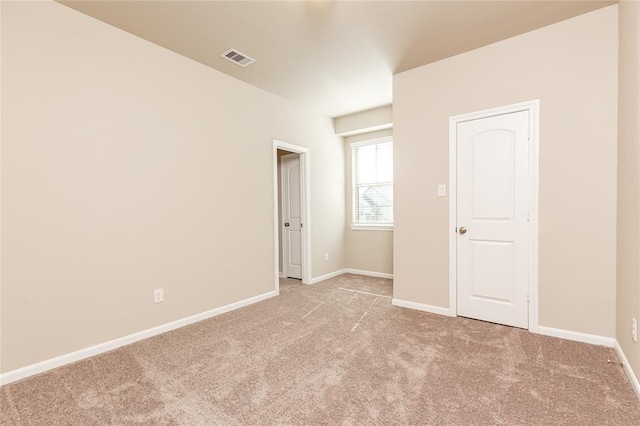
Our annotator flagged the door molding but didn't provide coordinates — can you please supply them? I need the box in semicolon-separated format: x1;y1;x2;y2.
448;100;539;332
273;140;311;292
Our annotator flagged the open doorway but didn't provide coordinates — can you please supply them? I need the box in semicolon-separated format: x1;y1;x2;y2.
279;150;302;287
273;140;311;293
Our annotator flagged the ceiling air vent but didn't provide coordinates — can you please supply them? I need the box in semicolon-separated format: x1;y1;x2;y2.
220;49;256;68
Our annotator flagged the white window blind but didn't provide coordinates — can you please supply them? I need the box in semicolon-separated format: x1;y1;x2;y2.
352;139;393;225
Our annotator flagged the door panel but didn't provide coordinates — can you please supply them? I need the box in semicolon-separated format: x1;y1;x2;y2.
471;130;515;220
457;110;530;329
288;230;302;265
282;155;302;279
469;240;514;303
288;165;301;219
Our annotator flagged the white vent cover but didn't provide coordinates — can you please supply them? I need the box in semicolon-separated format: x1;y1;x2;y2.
220;49;256;68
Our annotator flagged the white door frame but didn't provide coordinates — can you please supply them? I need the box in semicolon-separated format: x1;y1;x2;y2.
448;100;539;332
273;140;312;292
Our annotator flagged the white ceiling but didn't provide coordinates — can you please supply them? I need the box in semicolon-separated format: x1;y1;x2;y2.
60;0;614;118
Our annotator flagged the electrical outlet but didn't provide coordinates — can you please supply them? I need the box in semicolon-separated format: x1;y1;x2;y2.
633;318;637;343
324;253;329;262
154;288;164;304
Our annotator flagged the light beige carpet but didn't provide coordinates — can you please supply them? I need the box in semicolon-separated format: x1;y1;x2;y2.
1;274;639;425
279;277;303;291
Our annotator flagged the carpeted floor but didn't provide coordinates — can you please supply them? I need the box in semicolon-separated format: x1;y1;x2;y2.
1;274;639;425
279;277;303;291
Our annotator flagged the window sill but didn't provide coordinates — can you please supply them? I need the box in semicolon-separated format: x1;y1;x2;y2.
350;224;393;231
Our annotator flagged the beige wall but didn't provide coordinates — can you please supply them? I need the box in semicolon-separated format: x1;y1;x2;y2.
334;105;392;137
394;6;618;337
344;129;394;274
1;1;345;372
617;0;640;380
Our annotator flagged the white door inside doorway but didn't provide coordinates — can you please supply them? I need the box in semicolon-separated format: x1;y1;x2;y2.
281;154;302;279
455;109;532;329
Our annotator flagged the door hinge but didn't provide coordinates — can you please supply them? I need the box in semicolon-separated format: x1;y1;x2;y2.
301;223;303;228
526;210;530;222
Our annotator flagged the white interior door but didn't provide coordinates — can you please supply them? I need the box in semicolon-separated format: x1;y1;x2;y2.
282;154;302;279
456;110;531;329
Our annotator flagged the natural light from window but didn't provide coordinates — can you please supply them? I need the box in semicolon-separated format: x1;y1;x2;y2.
352;138;393;228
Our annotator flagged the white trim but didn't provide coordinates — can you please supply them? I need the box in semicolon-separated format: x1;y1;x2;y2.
279;271;286;278
529;102;541;333
309;268;394;284
536;326;614;347
349;135;393;148
392;299;455;317
273;140;312;292
310;269;348;284
614;340;640;399
448;100;540;332
336;123;392;138
343;268;393;279
0;290;277;386
350;225;393;231
390;299;619;350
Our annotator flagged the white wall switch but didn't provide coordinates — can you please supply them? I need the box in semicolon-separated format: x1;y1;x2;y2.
324;253;329;262
633;318;637;343
154;288;164;304
438;184;447;197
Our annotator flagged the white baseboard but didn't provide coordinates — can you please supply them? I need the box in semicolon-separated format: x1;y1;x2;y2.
343;268;393;279
392;298;455;317
0;290;277;386
310;268;394;284
536;325;615;347
279;271;286;278
389;303;616;348
310;269;347;284
614;340;640;399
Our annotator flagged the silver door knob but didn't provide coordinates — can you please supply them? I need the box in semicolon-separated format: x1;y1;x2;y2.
459;227;467;235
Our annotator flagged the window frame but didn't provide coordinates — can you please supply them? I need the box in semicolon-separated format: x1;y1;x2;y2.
350;136;394;231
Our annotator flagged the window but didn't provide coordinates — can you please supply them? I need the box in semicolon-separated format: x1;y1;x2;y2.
351;137;393;229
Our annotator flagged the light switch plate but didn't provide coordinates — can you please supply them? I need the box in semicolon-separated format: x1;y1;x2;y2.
154;288;164;304
438;184;447;197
